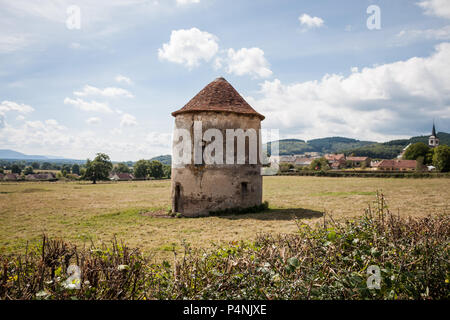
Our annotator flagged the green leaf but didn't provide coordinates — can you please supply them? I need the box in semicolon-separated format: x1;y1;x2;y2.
287;257;300;268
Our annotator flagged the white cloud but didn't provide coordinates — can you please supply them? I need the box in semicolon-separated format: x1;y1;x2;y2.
299;13;324;29
176;0;200;5
0;100;34;113
0;0;152;24
146;132;172;147
226;47;273;78
120;113;138;127
0;34;32;53
24;119;66;133
115;75;133;85
158;27;219;68
417;0;450;19
64;97;113;113
74;85;134;98
247;42;450;141
86;117;101;125
396;25;450;44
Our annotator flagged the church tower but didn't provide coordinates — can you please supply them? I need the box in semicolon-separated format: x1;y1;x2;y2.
428;123;440;148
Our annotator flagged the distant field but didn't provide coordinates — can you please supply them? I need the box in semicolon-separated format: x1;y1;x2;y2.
0;176;449;262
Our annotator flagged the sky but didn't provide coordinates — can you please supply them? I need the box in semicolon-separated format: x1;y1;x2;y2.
0;0;450;161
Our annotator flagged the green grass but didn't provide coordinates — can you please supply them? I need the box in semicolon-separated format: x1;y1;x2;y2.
0;177;449;262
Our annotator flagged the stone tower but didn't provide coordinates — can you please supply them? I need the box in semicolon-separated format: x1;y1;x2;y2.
171;77;265;217
429;123;440;147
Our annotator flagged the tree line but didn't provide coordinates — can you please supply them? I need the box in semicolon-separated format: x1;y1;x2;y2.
0;153;171;183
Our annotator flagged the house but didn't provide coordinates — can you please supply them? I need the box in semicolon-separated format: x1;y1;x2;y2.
294;157;312;167
376;159;425;171
109;173;135;181
279;155;296;164
324;153;346;169
3;173;18;181
304;152;320;157
25;173;57;181
346;156;371;167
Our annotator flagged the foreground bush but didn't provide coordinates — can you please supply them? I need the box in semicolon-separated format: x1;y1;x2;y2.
1;193;448;300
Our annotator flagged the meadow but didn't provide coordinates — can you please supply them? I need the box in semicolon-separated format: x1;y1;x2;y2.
0;176;449;262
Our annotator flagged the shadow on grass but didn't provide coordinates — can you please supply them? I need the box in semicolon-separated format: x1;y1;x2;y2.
217;208;323;221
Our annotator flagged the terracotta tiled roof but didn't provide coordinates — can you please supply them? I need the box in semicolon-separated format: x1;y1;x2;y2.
347;156;369;161
377;160;418;169
117;173;134;180
172;77;265;120
324;154;345;161
4;173;17;180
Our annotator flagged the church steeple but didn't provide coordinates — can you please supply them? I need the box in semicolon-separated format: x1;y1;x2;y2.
429;122;439;147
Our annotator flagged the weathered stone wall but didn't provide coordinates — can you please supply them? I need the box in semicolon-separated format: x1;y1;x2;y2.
171;112;263;217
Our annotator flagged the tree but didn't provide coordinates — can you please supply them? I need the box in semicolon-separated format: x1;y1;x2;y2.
23;166;34;175
163;164;171;178
114;163;131;174
432;145;450;172
148;160;164;179
415;156;424;173
133;160;150;179
41;162;52;170
71;163;80;175
84;153;113;184
61;164;72;175
425;148;434;165
11;164;21;174
309;157;330;171
403;142;430;161
31;162;40;169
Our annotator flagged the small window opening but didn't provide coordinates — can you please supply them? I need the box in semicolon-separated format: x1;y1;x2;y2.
241;182;248;197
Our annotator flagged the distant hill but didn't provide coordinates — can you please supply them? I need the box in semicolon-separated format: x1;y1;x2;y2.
343;132;450;159
265;137;376;156
150;154;171;165
266;139;314;155
307;137;377;154
0;149;49;160
0;149;84;164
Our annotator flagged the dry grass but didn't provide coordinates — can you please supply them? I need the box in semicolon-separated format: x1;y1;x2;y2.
0;176;449;262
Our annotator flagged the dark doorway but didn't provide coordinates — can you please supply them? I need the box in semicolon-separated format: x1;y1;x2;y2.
174;184;181;212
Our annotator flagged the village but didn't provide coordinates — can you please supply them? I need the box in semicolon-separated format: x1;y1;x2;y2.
271;126;441;173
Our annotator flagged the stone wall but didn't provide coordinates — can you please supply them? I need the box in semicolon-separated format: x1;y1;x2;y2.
171;111;263;217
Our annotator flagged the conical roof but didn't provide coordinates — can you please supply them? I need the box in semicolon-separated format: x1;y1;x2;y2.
432;123;437;137
171;77;265;120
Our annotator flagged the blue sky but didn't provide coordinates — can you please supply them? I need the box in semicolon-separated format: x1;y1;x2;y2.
1;0;450;161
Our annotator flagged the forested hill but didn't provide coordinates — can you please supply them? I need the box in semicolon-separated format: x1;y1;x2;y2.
265;137;376;155
265;132;450;158
342;132;450;159
149;154;172;165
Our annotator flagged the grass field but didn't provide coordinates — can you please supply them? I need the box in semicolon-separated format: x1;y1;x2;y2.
0;176;449;262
